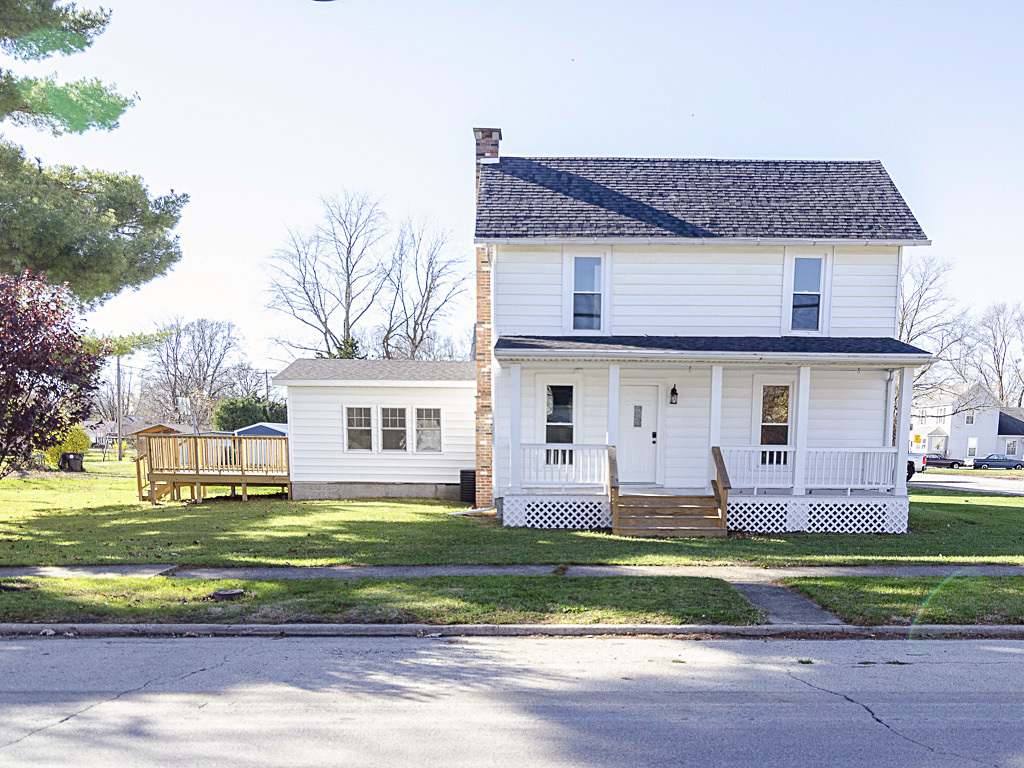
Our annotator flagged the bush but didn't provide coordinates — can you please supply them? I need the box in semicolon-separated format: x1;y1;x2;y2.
43;426;92;468
212;397;287;432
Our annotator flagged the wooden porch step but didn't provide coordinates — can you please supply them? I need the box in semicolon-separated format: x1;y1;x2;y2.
618;494;718;506
617;504;721;515
614;526;727;538
617;513;723;527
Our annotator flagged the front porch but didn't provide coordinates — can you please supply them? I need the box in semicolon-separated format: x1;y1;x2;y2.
496;356;917;535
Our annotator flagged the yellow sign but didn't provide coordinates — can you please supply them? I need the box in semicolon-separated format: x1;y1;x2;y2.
914;435;921;443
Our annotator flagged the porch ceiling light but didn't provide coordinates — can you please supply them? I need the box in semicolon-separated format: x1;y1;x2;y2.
670;385;679;405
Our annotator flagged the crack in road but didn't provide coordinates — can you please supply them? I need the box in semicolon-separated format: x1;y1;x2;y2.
0;647;239;750
787;670;1003;768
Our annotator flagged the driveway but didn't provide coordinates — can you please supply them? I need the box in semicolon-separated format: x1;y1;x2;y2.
911;471;1024;496
2;636;1023;767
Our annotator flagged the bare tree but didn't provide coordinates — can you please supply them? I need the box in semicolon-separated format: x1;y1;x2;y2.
898;255;970;405
144;318;243;426
265;192;388;357
368;219;469;360
958;303;1024;407
225;362;265;399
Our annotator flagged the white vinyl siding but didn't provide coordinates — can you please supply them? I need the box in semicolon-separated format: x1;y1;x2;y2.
830;248;900;337
286;384;474;484
611;247;785;336
493;247;563;335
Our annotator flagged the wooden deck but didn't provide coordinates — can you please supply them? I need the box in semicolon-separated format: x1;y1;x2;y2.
136;435;290;503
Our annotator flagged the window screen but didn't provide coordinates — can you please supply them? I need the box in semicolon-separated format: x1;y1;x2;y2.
346;407;372;451
381;407;407;451
416;408;442;452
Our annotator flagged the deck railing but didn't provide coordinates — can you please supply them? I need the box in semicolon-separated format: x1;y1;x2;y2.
145;435;289;476
521;443;609;489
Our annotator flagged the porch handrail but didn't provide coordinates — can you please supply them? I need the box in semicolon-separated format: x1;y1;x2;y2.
721;445;897;493
710;446;731;528
608;445;620;529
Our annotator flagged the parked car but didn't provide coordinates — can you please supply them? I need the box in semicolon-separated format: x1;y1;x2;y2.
922;453;966;470
968;454;1024;470
908;453;927;474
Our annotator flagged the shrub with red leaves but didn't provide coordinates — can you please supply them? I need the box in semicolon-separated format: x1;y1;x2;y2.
0;272;101;478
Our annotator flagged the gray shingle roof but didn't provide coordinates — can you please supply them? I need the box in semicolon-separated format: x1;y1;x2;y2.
998;410;1024;436
494;335;930;357
273;359;475;383
476;157;928;241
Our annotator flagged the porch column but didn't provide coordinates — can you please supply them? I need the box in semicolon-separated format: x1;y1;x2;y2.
607;364;620;448
708;365;723;477
894;366;915;494
883;369;896;446
510;363;522;493
792;366;811;495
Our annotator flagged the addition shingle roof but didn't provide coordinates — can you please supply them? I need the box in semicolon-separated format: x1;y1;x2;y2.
494;335;931;359
476;157;928;241
998;410;1024;436
273;359;475;383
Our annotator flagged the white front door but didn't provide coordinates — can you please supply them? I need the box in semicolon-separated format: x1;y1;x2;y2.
618;385;659;484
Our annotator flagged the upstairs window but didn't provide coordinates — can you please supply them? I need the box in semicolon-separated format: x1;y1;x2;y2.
966;409;976;425
572;256;602;331
791;257;823;331
380;407;407;451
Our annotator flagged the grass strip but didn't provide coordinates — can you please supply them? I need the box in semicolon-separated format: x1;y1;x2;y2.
0;575;764;626
3;458;1024;567
783;576;1024;626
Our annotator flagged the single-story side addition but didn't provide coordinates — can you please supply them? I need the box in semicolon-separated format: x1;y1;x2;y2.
273;359;476;501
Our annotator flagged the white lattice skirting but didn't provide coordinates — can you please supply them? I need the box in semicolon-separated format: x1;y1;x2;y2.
502;495;612;529
727;496;909;534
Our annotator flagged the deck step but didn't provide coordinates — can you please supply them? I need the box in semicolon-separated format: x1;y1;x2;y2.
616;516;723;528
617;504;721;515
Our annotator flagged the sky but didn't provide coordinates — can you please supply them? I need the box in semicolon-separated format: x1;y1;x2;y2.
3;0;1022;379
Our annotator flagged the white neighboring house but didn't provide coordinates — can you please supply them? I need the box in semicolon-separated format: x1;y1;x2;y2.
472;127;933;534
908;385;1024;461
273;359;476;500
909;393;957;454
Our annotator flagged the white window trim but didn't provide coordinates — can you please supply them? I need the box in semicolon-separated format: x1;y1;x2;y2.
965;409;976;425
750;374;798;447
413;407;444;454
535;373;583;445
967;437;978;457
561;247;612;335
343;404;375;453
1006;439;1018;456
378;405;410;453
781;247;833;336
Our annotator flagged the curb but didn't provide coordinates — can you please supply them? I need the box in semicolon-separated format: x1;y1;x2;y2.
5;622;1024;639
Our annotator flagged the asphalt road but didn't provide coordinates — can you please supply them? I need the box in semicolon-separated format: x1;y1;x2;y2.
911;471;1024;496
1;636;1022;767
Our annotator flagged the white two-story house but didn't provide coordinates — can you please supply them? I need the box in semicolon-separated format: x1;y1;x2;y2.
472;128;932;535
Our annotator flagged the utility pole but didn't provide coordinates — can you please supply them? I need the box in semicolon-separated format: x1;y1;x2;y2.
116;356;123;461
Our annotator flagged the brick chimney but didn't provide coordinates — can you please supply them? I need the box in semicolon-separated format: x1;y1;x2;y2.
472;127;500;509
474;127;502;162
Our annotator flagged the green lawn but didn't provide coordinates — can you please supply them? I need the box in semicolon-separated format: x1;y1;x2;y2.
0;575;762;625
2;458;1024;567
784;576;1024;625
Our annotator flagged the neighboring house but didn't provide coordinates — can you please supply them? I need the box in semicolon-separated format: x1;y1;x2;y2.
472;127;932;534
909;392;957;454
909;385;1024;460
273;359;476;500
127;423;192;455
235;422;289;437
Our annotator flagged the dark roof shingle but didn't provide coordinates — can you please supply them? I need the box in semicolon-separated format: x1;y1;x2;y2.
494;335;930;357
273;359;475;383
998;410;1024;436
476;157;927;241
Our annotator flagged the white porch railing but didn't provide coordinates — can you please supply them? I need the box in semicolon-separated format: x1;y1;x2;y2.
804;448;897;491
520;444;609;489
720;447;797;489
722;446;898;492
